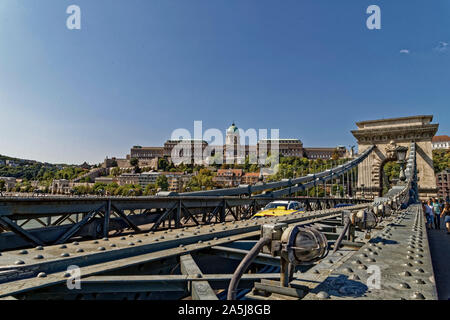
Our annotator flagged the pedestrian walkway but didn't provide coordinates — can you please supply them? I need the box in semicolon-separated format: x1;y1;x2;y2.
427;225;450;300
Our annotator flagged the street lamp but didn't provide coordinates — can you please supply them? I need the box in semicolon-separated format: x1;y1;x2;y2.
395;146;408;182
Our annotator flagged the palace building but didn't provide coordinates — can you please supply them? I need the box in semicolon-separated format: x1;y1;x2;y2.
126;123;347;165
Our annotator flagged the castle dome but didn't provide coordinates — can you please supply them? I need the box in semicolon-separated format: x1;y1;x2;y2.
227;123;238;134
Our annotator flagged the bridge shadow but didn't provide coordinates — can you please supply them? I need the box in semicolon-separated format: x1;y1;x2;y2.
370;236;398;245
309;274;368;298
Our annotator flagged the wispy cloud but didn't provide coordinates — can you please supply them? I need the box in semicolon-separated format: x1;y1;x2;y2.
399;49;410;54
434;41;448;52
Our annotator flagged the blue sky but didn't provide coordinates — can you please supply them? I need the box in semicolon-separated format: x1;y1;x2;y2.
0;0;449;164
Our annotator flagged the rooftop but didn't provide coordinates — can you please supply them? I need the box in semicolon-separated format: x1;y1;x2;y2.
355;115;434;129
432;135;450;143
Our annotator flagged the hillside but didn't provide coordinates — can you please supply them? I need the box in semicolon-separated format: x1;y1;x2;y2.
0;154;89;181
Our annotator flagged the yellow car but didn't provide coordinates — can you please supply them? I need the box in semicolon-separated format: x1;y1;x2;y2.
252;201;305;219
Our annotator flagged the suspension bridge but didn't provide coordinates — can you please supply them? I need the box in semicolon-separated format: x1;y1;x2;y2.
0;115;445;300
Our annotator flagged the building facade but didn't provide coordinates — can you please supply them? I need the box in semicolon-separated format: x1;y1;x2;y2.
432;135;450;150
116;172;191;192
164;140;208;164
51;179;71;194
241;172;261;185
213;169;244;187
303;146;347;159
130;146;165;159
117;173;140;186
94;177;118;185
126;123;347;166
0;177;16;191
436;169;450;200
257;139;304;158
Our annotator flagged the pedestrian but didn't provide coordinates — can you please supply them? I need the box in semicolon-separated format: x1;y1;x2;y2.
424;200;434;230
432;198;441;230
441;202;450;234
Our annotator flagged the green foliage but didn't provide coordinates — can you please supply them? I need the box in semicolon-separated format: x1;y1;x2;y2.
144;183;157;195
130;158;139;167
111;167;121;177
72;185;92;195
92;183;107;195
186;169;215;191
0;153;88;183
155;175;169;191
267;157;347;182
383;161;400;183
433;149;450;173
158;158;169;171
79;176;93;183
115;184;142;196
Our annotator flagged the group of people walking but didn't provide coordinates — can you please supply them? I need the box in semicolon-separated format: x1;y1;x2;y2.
422;198;450;234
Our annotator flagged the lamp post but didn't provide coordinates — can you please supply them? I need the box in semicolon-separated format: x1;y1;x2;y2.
395;146;408;182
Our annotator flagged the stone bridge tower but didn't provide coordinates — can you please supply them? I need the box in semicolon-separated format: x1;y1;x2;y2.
351;115;438;200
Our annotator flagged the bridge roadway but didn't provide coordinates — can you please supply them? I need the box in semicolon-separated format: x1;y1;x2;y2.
428;225;450;300
298;204;438;300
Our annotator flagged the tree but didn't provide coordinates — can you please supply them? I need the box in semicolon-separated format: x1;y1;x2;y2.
130;158;139;167
111;167;121;177
0;180;5;193
186;169;215;191
144;183;157;196
433;149;450;173
331;149;340;161
155;175;169;191
93;183;107;195
158;158;169;171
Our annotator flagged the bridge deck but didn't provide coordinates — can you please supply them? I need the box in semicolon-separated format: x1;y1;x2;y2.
428;226;450;300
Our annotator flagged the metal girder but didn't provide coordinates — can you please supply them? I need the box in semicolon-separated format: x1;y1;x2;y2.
180;254;218;300
206;205;221;224
111;204;141;233
51;214;71;226
0;196;369;220
149;202;177;231
103;200;111;238
225;202;238;221
0;230;261;298
254;280;307;299
0;216;44;247
180;202;199;226
0;205;363;298
15;273;281;297
54;209;99;244
206;246;280;267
